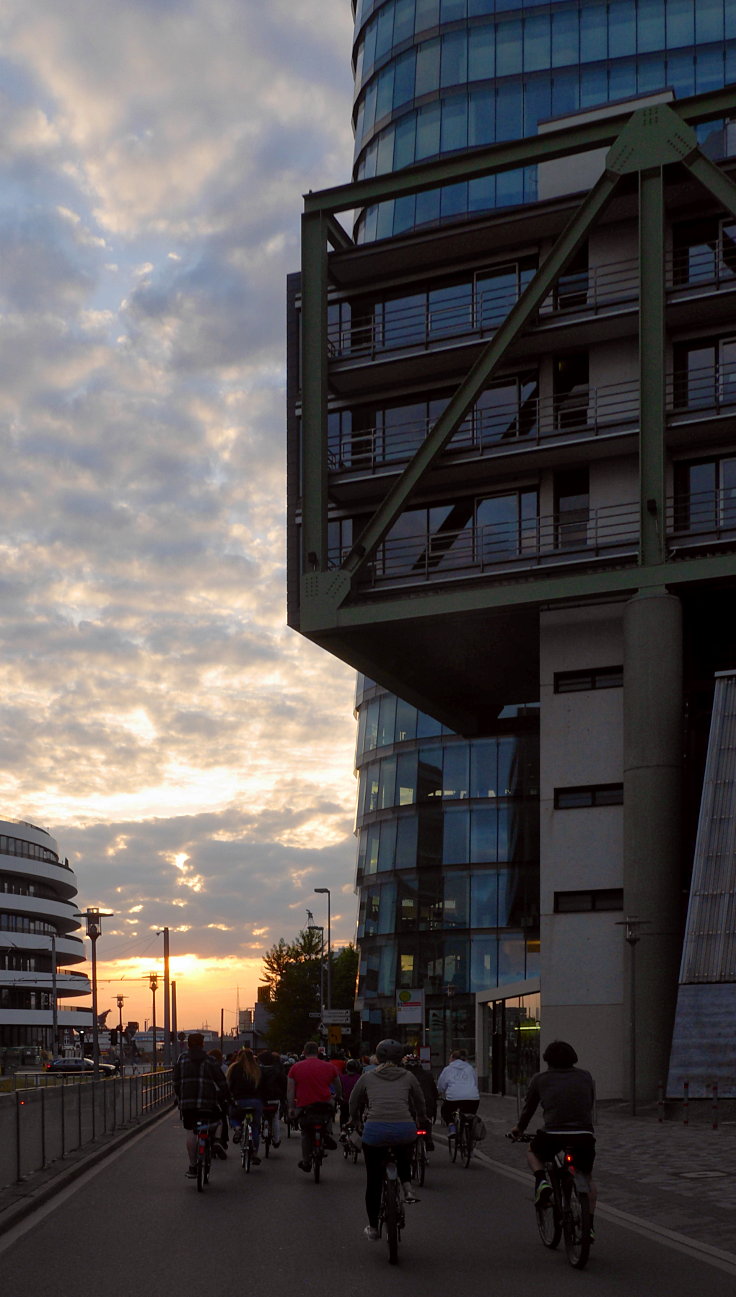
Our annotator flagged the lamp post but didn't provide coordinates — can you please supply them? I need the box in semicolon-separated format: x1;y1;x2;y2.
149;972;159;1070
157;927;171;1067
314;887;332;1012
306;912;325;1044
78;908;114;1079
50;932;59;1057
116;995;126;1072
616;916;650;1116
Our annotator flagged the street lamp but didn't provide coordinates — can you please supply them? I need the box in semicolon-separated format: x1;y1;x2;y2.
306;912;325;1043
616;916;650;1116
149;972;159;1070
314;888;332;1011
156;927;171;1067
116;995;126;1072
77;908;114;1079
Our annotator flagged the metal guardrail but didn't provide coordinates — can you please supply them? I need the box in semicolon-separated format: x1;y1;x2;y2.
0;1069;174;1190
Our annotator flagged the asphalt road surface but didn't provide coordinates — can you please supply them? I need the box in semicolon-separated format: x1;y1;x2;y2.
2;1109;735;1295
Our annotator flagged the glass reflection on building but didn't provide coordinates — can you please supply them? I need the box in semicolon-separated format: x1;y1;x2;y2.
354;675;539;1070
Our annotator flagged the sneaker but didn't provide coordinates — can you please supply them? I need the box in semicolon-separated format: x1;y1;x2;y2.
185;1167;197;1179
534;1179;553;1207
402;1185;419;1204
251;1154;261;1165
363;1226;380;1241
298;1159;312;1172
232;1129;242;1144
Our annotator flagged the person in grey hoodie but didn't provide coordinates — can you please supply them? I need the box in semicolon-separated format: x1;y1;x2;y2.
437;1049;480;1132
349;1039;427;1242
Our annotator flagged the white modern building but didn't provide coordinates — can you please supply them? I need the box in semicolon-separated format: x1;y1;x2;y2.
0;819;92;1068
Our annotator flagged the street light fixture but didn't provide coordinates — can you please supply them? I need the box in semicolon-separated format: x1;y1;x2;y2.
306;912;325;1041
314;887;331;1011
77;907;114;1079
149;972;159;1071
116;994;126;1073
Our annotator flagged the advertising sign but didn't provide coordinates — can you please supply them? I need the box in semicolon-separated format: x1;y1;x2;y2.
396;988;425;1024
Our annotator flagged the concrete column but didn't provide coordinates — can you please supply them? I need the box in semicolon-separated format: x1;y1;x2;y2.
623;588;683;1104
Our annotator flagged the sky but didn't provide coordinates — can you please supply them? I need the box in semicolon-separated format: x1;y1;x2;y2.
0;0;360;1034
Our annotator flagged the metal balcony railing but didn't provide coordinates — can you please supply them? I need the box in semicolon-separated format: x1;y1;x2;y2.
328;378;639;474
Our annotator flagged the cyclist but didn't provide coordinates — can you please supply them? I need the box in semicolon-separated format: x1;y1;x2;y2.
349;1039;427;1242
509;1040;597;1226
437;1048;479;1135
227;1047;263;1164
402;1055;437;1150
258;1049;287;1147
287;1040;342;1172
173;1032;230;1179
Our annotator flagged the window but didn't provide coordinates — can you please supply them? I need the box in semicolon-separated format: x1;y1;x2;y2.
555;784;624;809
674;456;736;534
554;353;589;430
672;217;736;287
674;336;736;410
554;467;589;550
554;666;623;693
554;889;624;913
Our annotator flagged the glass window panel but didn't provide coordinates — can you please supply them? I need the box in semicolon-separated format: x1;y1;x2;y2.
379;756;397;810
580;4;608;63
365;761;381;813
696;48;726;94
394;0;415;45
374;4;395;59
443;743;469;798
441;0;466;19
416;102;442;160
727;4;736;39
378;943;397;996
394;113;417;168
440;96;469;152
415;187;441;228
496;164;525;207
376;125;395;175
469;23;494;80
468;0;493;12
441;31;468;86
468;87;495;146
393;50;416;108
443;804;469;863
471;806;498;862
418;747;443;799
498;932;526;984
378;881;397;935
376;65;395;122
397;751;417;804
551;7;579;66
470;935;498;992
396;698;418;742
637;53;667;94
469;173;496;212
417;873;443;930
415;0;440;31
417;709;443;737
362;18;378;73
366;823;381;874
497;737;516;796
396;814;418;868
476;266;518;327
364;697;379;750
444;872;469;928
378;817;397;870
443;936;469;992
638;0;666;53
666;50;696;98
666;0;695;50
398;875;418;930
524;14;550;72
551;69;579;118
524;76;552;134
471;870;498;926
416;37;441;97
377;693;397;748
496;19;522;76
471;738;498;797
375;199;395;240
417;804;444;868
608;60;637;102
608;0;636;58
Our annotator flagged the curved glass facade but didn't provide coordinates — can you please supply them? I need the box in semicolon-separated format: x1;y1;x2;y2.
351;0;736;240
354;676;539;1060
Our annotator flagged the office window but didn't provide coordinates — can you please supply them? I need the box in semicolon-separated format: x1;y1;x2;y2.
554;666;623;693
555;784;624;809
555;889;624;913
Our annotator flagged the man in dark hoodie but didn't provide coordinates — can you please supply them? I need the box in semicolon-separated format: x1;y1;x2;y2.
349;1039;427;1242
510;1040;597;1224
173;1032;230;1179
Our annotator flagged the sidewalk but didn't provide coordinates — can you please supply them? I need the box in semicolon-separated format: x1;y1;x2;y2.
475;1092;736;1257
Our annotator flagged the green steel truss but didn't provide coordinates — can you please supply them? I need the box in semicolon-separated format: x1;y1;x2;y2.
296;90;736;646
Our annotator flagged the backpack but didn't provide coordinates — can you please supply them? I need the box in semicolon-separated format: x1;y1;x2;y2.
471;1114;487;1142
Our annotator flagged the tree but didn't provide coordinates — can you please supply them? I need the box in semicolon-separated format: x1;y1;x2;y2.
261;928;323;1051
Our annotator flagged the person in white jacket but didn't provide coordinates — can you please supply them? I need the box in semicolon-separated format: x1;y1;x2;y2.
437;1049;480;1132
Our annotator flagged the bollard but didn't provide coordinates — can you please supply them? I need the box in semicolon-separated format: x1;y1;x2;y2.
712;1081;719;1130
657;1080;664;1123
683;1079;689;1125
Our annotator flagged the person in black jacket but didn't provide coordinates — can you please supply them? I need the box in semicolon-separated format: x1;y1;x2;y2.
402;1055;437;1150
173;1033;230;1178
258;1050;287;1147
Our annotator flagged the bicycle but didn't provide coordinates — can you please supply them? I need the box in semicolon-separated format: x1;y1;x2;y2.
410;1124;429;1185
238;1106;257;1173
447;1109;476;1167
378;1144;407;1265
340;1121;361;1164
261;1101;279;1157
194;1119;216;1192
511;1133;593;1269
299;1102;334;1182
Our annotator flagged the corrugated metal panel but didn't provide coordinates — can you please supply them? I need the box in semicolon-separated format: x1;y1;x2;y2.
679;671;736;983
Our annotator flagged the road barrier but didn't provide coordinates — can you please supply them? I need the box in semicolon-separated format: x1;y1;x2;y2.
0;1069;174;1190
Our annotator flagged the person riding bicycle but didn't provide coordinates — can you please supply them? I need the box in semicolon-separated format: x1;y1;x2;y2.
173;1032;230;1179
257;1049;287;1148
402;1055;437;1150
509;1039;597;1226
287;1040;342;1172
349;1039;427;1242
437;1048;479;1134
227;1047;263;1164
338;1057;363;1128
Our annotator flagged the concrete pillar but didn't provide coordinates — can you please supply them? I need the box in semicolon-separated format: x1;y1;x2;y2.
623;588;683;1105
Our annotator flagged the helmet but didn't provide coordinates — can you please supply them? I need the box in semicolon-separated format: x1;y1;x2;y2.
345;1058;362;1074
375;1039;405;1063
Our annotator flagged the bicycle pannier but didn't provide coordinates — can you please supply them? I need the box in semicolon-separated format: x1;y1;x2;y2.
471;1114;487;1141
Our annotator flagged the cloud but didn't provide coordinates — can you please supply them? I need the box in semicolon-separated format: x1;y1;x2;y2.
0;0;360;1025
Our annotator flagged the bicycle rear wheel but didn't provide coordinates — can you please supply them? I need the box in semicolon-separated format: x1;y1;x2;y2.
196;1152;205;1192
462;1124;474;1168
449;1123;459;1162
313;1149;321;1183
415;1137;426;1186
563;1183;591;1269
536;1188;562;1249
263;1117;271;1158
384;1180;401;1264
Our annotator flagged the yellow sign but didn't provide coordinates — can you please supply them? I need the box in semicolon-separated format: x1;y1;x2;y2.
328;1025;343;1045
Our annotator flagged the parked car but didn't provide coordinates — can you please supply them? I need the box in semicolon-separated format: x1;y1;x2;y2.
45;1057;118;1077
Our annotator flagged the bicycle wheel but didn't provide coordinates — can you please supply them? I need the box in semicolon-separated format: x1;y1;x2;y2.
563;1182;591;1269
416;1137;426;1186
462;1124;474;1168
263;1117;271;1158
196;1149;205;1192
536;1183;562;1249
313;1149;321;1183
384;1180;401;1264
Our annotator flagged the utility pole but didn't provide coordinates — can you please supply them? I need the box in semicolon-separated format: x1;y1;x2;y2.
157;927;171;1067
171;980;178;1058
149;972;159;1070
77;907;113;1079
314;888;332;1011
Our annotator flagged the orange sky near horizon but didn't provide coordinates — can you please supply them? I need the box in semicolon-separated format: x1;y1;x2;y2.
93;953;265;1037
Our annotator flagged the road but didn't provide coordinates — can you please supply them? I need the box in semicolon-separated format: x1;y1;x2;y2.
1;1109;735;1294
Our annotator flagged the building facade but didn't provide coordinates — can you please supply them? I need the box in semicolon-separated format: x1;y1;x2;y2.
287;3;736;1100
0;819;92;1067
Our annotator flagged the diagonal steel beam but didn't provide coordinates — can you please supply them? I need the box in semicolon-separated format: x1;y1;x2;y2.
342;164;622;579
683;149;736;223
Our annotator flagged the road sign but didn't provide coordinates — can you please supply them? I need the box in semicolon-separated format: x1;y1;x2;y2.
308;1012;321;1018
321;1009;351;1025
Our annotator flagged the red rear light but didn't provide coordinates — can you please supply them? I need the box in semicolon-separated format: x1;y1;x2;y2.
416;1128;427;1136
